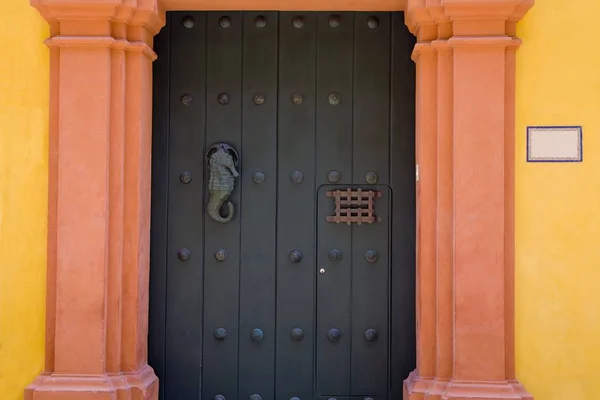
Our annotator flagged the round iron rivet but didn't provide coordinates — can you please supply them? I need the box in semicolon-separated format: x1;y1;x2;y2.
327;170;340;183
328;92;341;105
290;328;304;341
218;93;230;105
255;15;267;28
219;16;232;28
177;248;191;261
214;328;228;340
182;16;194;28
290;397;301;400
367;16;379;29
329;398;337;400
215;249;228;262
252;171;265;184
250;395;262;400
181;94;193;105
365;397;374;400
365;249;378;263
289;249;303;263
365;171;378;184
253;93;265;105
291;93;304;105
290;170;304;184
215;395;226;400
319;268;326;275
327;328;341;342
180;172;192;184
329;249;342;262
250;329;264;343
365;328;379;342
292;16;305;28
329;15;341;27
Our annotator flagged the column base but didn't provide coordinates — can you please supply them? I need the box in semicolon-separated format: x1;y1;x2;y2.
403;371;533;400
25;365;158;400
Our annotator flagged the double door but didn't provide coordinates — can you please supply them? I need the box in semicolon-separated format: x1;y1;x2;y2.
149;11;416;400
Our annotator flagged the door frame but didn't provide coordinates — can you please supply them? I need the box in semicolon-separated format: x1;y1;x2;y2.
26;1;535;400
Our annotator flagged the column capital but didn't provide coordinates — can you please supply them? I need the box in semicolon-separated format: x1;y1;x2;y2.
406;0;534;40
31;0;165;40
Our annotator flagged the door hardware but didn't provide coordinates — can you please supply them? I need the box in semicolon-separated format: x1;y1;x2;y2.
250;329;264;343
290;328;304;341
180;93;193;105
365;249;378;263
180;171;192;184
217;92;230;105
364;328;379;342
182;16;194;28
206;143;239;223
327;170;341;183
252;171;265;184
254;15;267;28
290;170;303;183
214;249;228;262
326;188;383;224
289;249;303;263
365;171;378;184
327;328;341;342
177;248;191;261
214;328;228;341
253;92;265;105
219;16;232;28
328;249;342;262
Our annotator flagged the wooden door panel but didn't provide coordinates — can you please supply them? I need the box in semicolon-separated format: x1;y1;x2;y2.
275;12;318;400
202;11;244;400
238;10;279;400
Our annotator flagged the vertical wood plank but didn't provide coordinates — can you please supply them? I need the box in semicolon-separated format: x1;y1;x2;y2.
164;11;207;400
352;12;391;185
315;11;354;396
388;11;417;399
350;186;390;395
351;11;392;395
203;10;243;400
238;11;279;400
315;11;354;186
275;11;317;400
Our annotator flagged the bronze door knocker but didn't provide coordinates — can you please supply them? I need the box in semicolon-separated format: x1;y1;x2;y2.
206;143;239;223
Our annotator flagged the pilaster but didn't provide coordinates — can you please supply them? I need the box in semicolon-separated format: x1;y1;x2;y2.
404;0;534;399
25;1;164;399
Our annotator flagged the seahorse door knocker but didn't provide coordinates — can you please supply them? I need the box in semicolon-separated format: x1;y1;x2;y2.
206;143;240;223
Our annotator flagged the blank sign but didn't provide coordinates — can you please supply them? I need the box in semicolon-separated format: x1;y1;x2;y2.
527;126;583;162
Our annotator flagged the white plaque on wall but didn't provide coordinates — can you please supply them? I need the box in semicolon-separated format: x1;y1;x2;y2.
527;126;583;162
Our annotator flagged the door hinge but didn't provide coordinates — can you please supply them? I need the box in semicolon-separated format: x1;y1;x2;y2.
415;164;419;182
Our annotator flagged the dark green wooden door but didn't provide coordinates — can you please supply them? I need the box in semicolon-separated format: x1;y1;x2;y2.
150;11;415;400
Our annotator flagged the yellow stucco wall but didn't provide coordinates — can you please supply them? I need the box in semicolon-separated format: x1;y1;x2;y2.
0;2;49;400
515;1;600;400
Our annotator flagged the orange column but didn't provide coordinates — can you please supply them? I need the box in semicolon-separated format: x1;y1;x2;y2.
434;39;453;383
54;35;113;376
450;35;512;383
412;42;438;382
121;38;156;374
404;1;534;399
26;2;163;399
